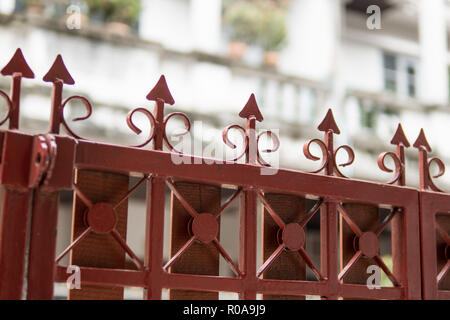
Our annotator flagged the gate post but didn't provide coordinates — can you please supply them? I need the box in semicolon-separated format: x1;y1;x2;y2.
414;129;449;299
0;49;35;299
26;135;76;299
0;132;34;299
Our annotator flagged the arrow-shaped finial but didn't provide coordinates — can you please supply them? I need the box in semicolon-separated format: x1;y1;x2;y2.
390;123;410;147
44;54;75;134
43;55;75;85
413;128;444;192
1;48;34;78
239;94;263;122
318;108;340;134
413;129;432;152
378;123;410;185
0;48;35;129
146;75;175;105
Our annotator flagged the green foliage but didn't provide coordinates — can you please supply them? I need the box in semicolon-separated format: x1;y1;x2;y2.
223;0;288;51
85;0;141;25
257;2;287;51
380;255;393;287
358;99;377;129
223;0;262;44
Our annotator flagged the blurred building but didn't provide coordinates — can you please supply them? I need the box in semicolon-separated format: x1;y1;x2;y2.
0;0;449;297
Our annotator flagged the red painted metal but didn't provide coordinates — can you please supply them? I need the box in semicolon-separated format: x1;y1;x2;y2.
24;55;79;300
26;134;76;299
378;123;410;185
0;49;35;299
419;191;450;299
0;187;32;299
1;48;34;130
414;129;446;192
413;129;449;299
0;48;447;300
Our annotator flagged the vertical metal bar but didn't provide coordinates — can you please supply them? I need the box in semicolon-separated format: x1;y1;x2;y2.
144;176;166;300
144;98;167;300
69;170;129;300
261;193;306;300
321;130;339;299
0;187;32;299
239;189;257;300
0;130;34;300
321;201;339;298
419;194;438;299
25;134;75;299
391;203;422;300
48;80;63;134
391;206;405;298
9;74;22;130
436;214;450;291
26;190;59;299
168;181;221;299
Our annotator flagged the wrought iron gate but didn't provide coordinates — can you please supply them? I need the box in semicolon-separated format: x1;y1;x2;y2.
0;49;448;300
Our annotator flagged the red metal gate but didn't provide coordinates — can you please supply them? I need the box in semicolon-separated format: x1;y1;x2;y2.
0;49;448;300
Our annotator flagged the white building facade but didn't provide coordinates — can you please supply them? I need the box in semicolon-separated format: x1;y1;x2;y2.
1;0;449;188
0;0;449;293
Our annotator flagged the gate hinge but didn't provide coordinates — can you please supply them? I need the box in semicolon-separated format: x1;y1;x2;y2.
28;134;57;189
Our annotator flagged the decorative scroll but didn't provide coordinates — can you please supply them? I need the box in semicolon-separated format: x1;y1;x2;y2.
60;95;93;140
377;123;410;185
43;54;93;140
303;109;355;177
0;91;12;126
127;75;191;152
127;107;156;148
222;94;280;166
413;129;446;192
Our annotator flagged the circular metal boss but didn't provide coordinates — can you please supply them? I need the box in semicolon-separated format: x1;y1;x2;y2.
281;223;305;251
86;202;117;234
191;213;219;244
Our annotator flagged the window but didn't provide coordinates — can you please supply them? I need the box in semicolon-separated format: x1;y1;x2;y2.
358;98;377;129
406;64;416;97
383;52;417;98
383;54;397;92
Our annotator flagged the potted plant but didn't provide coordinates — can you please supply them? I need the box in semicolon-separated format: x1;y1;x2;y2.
85;0;141;35
257;2;288;67
25;0;46;16
223;0;262;59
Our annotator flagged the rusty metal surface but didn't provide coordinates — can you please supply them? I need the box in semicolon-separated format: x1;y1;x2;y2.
0;48;447;300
